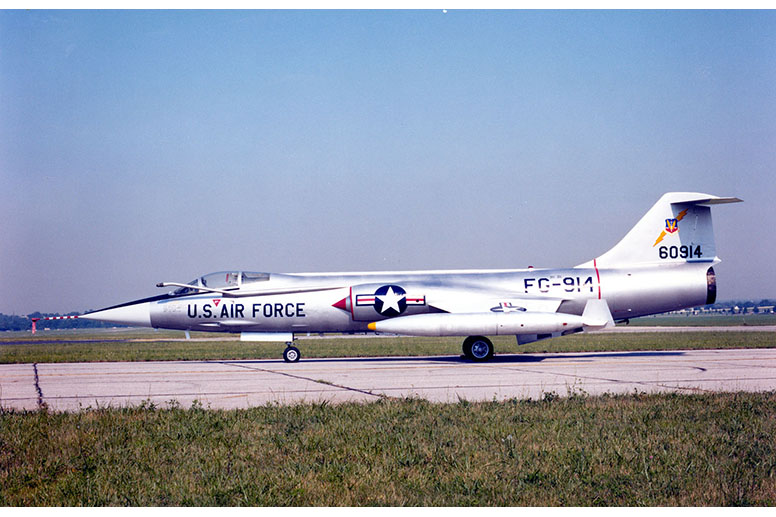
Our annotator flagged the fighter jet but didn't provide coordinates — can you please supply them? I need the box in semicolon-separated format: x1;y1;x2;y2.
77;192;740;362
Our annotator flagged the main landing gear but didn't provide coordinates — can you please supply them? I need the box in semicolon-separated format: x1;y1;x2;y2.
283;343;301;363
462;335;494;362
281;338;495;363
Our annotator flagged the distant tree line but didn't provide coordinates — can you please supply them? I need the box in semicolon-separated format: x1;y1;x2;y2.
707;300;776;312
0;312;123;331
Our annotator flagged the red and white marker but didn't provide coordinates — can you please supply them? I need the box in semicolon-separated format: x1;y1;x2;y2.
30;315;79;334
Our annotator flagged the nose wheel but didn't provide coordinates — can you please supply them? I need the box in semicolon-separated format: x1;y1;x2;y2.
283;344;301;363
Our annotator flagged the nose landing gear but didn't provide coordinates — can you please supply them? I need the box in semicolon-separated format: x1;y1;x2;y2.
283;344;301;363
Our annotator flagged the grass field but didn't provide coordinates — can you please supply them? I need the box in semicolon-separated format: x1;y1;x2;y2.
2;328;776;505
2;392;775;506
2;328;776;364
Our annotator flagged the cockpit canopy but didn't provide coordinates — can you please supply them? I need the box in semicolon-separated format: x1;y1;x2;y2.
172;271;270;296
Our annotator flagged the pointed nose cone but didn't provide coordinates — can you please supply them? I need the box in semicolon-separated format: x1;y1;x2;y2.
80;301;152;327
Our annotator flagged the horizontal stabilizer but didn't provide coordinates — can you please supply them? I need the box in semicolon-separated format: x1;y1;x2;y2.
669;195;742;206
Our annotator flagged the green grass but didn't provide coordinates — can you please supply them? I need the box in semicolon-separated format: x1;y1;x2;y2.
2;330;776;364
2;392;775;506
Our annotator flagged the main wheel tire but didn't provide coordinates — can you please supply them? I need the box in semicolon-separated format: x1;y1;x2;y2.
462;340;473;359
283;346;301;363
462;336;494;362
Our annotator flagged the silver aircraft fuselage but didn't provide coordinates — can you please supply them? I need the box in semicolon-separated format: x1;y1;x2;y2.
140;264;712;334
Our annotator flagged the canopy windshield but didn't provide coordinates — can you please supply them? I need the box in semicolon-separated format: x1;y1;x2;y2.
172;271;270;296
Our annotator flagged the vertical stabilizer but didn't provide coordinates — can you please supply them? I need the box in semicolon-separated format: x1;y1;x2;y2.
577;193;741;269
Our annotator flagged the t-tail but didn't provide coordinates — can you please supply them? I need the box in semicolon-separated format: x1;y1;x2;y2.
576;192;741;318
578;192;742;269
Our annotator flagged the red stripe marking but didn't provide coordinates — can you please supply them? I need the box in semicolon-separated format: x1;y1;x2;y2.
349;286;355;320
594;259;602;299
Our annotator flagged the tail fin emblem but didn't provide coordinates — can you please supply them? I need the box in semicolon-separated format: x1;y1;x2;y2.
653;209;688;247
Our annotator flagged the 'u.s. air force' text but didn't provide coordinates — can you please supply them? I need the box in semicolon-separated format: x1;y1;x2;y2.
185;303;306;319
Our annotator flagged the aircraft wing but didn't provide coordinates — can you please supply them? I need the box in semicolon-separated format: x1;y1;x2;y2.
369;295;611;339
427;293;564;315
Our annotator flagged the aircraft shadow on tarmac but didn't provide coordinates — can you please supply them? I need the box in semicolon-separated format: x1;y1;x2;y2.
219;350;686;366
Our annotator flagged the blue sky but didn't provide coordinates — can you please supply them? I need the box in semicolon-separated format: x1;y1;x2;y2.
1;10;774;314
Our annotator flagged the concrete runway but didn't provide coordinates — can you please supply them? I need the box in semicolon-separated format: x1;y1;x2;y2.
2;348;775;411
